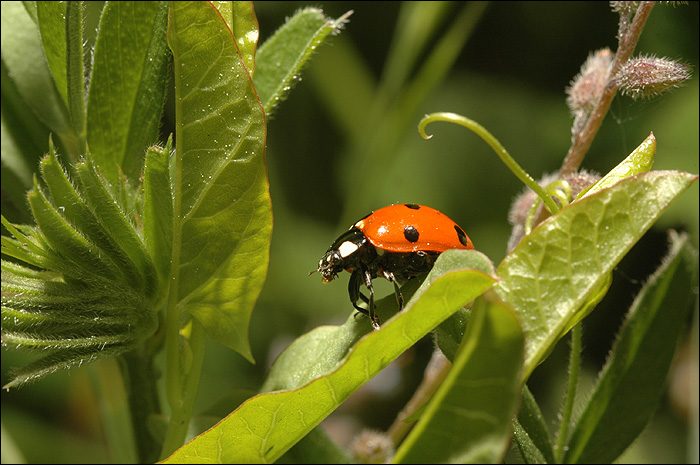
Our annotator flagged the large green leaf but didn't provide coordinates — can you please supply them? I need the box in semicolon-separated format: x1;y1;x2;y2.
87;1;169;182
162;250;497;463
393;294;523;464
167;1;271;360
496;170;698;380
564;232;698;463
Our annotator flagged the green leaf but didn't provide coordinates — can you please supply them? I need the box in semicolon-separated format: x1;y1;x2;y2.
168;1;271;360
27;176;119;282
161;250;497;463
143;141;173;288
74;158;157;298
433;306;471;362
513;418;548;465
1;2;72;144
3;345;132;390
65;1;88;149
36;1;68;107
212;1;259;74
496;170;698;380
564;232;698;463
263;250;496;392
87;1;169;182
36;145;154;294
393;294;523;464
0;219;47;269
254;7;351;116
514;385;556;464
231;1;259;74
577;132;656;200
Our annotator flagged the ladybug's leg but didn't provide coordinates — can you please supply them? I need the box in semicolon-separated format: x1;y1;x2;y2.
360;265;381;330
348;270;370;317
349;267;381;330
381;269;403;310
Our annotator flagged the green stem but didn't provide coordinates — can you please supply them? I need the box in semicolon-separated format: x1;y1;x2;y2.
160;317;207;459
122;348;162;463
419;112;560;215
554;323;582;461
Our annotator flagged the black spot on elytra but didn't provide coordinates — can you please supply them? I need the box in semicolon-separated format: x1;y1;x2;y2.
455;225;468;246
404;225;420;243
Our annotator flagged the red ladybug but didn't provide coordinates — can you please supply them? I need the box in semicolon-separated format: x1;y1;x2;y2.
317;203;474;330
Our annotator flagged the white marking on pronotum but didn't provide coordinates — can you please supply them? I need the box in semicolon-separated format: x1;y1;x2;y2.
338;241;359;258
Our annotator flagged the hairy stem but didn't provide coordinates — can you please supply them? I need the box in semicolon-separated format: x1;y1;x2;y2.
560;1;654;175
122;348;162;463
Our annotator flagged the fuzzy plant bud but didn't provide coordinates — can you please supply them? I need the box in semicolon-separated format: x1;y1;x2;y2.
614;55;691;99
566;48;614;115
1;144;160;388
351;430;395;464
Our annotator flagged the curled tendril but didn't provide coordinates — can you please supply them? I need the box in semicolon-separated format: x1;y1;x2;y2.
524;180;573;235
418;112;560;215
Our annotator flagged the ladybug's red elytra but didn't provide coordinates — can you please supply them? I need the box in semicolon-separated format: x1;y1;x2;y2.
317;203;474;330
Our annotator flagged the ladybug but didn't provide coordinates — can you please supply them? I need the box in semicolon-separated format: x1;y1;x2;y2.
317;203;474;330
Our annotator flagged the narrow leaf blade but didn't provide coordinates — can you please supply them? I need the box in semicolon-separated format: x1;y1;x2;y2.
564;232;698;463
513;385;556;464
578;132;656;199
36;1;68;107
65;1;87;147
254;8;350;116
143;142;173;286
393;294;524;464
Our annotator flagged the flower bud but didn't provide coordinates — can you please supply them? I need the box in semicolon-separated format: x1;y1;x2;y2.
566;48;614;114
351;429;394;464
615;55;691;99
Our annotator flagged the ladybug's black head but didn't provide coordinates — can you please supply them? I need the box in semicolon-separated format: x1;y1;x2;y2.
317;228;368;283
